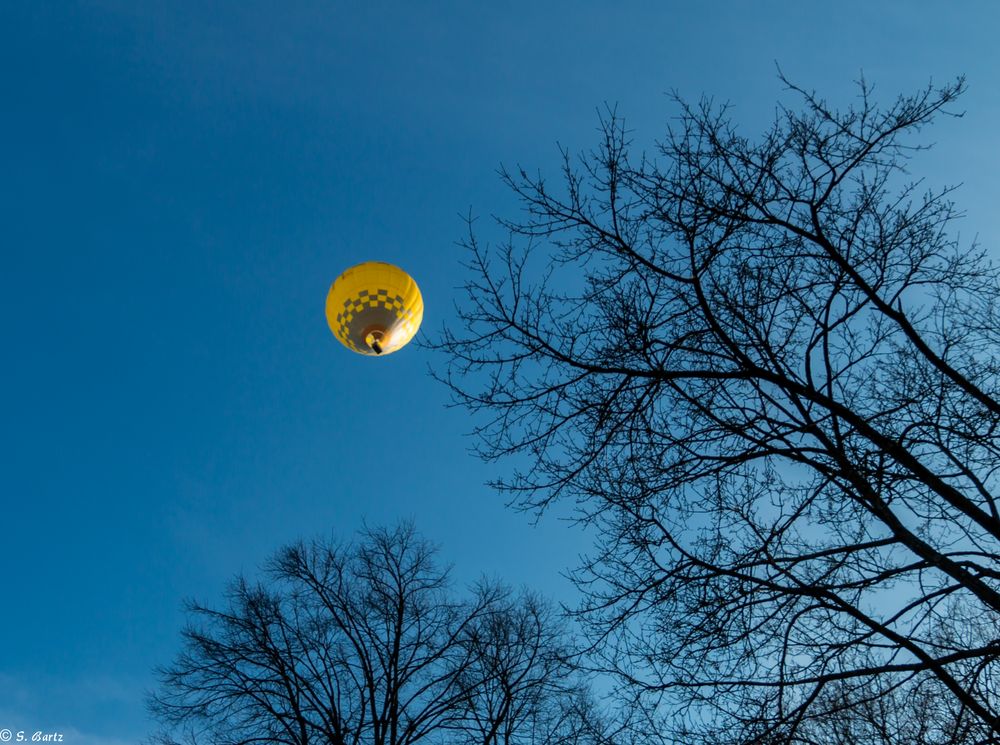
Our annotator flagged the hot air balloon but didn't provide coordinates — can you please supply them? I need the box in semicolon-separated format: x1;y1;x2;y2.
325;261;423;355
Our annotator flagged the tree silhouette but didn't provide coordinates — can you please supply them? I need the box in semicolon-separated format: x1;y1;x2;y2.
440;75;1000;742
455;589;610;745
150;523;603;745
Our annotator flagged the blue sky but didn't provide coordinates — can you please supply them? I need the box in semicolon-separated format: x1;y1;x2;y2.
2;2;999;741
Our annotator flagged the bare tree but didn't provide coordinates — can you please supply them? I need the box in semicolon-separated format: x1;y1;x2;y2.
455;589;610;745
149;523;600;745
791;675;987;745
439;74;1000;742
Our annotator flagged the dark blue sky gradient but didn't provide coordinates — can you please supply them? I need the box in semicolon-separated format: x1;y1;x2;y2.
2;2;999;742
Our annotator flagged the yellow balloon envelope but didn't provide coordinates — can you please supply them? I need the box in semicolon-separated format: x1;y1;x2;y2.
325;262;424;356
